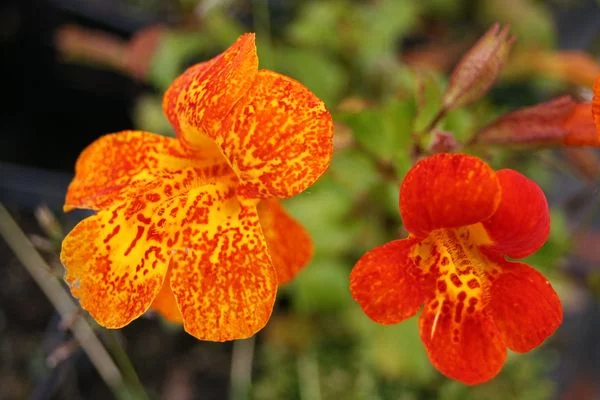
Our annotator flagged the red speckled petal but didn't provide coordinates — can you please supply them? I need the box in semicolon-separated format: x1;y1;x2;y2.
400;153;501;237
167;185;277;341
61;167;237;328
350;238;426;324
151;269;183;323
165;33;259;149
482;169;550;259
163;61;214;140
487;259;562;353
562;103;600;146
257;199;313;284
419;304;506;385
217;70;334;199
61;197;170;328
65;131;230;212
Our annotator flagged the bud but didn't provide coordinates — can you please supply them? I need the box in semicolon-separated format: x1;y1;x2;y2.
443;23;515;111
429;130;458;153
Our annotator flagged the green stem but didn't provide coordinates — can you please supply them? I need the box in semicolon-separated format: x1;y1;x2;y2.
0;204;135;399
229;337;256;400
297;350;321;400
104;331;150;400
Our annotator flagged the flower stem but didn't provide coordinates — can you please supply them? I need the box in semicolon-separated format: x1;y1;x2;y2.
297;350;322;400
0;203;147;400
229;337;256;400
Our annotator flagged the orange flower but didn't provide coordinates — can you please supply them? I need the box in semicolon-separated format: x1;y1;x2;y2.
60;33;333;341
350;153;562;385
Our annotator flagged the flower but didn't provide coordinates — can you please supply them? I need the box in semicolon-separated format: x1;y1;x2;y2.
349;153;562;385
60;33;333;341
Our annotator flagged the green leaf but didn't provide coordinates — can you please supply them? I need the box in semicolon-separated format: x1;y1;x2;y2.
348;311;435;383
272;46;348;106
328;148;379;197
291;259;352;314
339;99;416;170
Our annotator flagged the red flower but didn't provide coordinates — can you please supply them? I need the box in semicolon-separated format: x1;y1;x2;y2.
350;153;562;385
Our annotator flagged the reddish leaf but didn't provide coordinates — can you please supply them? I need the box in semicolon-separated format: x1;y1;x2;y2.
474;96;577;145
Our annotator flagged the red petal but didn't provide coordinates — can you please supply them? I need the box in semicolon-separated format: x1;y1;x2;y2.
482;169;550;259
593;75;600;131
399;153;501;237
419;303;506;385
487;259;562;353
350;238;426;324
563;103;600;146
257;199;313;284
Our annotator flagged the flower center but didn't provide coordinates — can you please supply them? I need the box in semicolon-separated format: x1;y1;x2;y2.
410;223;499;322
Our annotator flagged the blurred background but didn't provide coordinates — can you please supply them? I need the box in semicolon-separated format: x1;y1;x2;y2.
2;0;600;399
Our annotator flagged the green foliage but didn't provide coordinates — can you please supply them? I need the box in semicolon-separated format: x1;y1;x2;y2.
339;99;416;176
272;46;348;106
124;1;586;398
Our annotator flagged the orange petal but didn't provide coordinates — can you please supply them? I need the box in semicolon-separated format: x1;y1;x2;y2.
399;153;501;237
62;166;239;328
419;303;506;385
487;259;562;353
217;70;333;199
166;184;278;341
61;194;171;328
593;75;600;130
165;33;259;149
483;169;550;259
163;61;215;140
257;199;313;284
65;130;230;211
151;269;183;323
350;238;426;324
562;103;600;146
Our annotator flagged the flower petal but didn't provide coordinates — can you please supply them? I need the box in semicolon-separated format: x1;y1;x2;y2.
61;196;170;328
151;269;183;323
65;131;229;211
593;74;600;130
166;185;278;341
419;303;506;385
487;259;562;353
399;153;501;237
217;70;334;198
350;238;425;324
165;33;259;149
163;61;214;140
257;199;313;284
62;167;239;328
562;103;600;146
482;169;550;259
